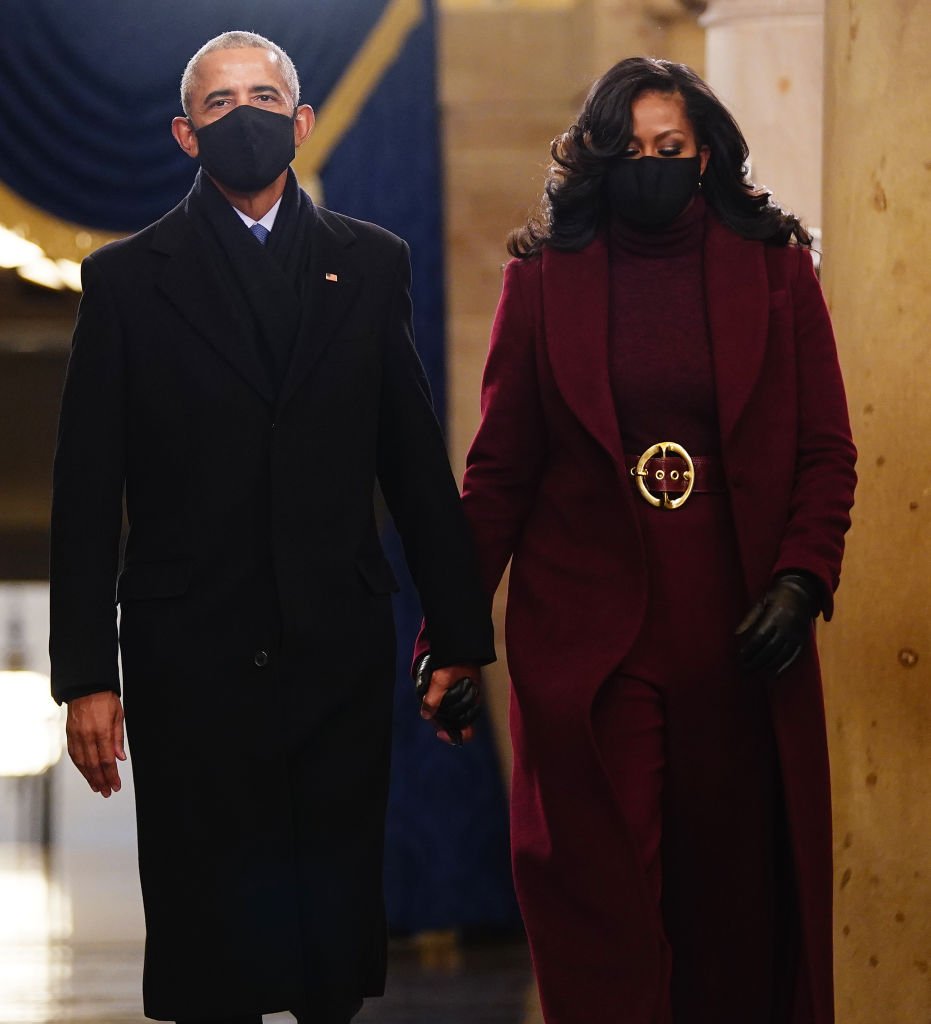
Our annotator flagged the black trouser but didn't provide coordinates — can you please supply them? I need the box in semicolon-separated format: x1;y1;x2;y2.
176;1018;261;1024
176;1018;262;1024
177;999;363;1024
176;1016;352;1024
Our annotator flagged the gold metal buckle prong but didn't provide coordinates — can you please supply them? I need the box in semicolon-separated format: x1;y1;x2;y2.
634;441;696;509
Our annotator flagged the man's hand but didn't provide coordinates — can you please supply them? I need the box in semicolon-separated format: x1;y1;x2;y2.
66;691;127;797
417;657;482;746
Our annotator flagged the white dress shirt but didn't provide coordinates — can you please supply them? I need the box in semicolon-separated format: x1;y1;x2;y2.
232;195;283;234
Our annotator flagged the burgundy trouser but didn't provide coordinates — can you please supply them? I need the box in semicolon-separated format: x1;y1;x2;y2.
592;491;798;1024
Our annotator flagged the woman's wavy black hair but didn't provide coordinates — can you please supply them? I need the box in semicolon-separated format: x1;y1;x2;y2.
508;57;812;258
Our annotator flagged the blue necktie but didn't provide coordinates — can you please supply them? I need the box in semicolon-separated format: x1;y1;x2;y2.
249;222;270;246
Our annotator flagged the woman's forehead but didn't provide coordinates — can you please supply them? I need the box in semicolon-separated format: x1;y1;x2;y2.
629;91;692;135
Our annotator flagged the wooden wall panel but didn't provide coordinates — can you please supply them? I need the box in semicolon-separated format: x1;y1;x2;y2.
821;0;931;1018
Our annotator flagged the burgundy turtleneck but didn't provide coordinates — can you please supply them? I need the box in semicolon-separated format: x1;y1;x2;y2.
608;193;720;458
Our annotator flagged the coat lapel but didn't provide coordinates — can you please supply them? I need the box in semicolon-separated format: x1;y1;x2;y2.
277;200;361;415
704;215;769;443
152;204;276;406
541;237;625;472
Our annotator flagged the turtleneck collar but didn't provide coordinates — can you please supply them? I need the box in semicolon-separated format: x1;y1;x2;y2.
609;192;706;259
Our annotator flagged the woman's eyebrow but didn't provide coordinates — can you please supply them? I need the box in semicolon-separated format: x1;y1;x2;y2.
626;128;687;143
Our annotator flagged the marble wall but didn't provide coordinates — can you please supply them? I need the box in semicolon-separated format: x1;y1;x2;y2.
819;0;931;1019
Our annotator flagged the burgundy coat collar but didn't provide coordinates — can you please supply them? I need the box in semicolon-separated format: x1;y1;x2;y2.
540;234;623;469
703;214;769;442
540;212;769;464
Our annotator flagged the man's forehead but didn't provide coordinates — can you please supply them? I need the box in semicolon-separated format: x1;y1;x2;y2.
193;47;287;90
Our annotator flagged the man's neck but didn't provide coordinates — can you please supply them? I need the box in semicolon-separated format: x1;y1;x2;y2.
208;170;288;221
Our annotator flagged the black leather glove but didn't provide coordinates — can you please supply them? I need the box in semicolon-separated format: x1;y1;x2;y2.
735;571;821;675
414;653;481;746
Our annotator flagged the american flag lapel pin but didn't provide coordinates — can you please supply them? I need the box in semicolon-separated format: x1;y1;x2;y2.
325;272;338;283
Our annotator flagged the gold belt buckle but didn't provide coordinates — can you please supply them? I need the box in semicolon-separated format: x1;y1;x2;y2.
632;441;695;509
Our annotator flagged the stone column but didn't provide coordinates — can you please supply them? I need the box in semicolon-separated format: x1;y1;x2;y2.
593;1;705;79
819;1;931;1020
592;0;666;73
701;0;824;232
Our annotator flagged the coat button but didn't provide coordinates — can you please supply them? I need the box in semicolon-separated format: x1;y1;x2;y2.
254;650;269;668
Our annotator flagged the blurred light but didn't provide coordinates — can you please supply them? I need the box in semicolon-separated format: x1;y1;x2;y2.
0;847;70;942
0;225;83;291
0;671;64;777
54;258;83;292
16;257;67;291
0;225;43;269
0;846;72;1023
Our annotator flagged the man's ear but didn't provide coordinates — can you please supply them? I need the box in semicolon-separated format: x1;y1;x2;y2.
172;116;199;159
294;105;315;149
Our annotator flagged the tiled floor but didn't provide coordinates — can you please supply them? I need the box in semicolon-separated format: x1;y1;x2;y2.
0;844;540;1024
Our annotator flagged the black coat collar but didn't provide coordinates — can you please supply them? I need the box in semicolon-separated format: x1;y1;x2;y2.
150;183;361;413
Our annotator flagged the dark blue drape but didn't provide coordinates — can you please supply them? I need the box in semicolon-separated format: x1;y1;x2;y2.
0;0;517;933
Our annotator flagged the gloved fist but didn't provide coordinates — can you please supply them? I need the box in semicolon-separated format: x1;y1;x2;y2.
415;653;482;746
735;571;821;675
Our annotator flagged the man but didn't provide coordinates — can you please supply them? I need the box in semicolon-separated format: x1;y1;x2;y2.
50;31;494;1024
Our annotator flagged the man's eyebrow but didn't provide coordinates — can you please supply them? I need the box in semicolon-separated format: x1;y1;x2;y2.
201;85;284;106
202;88;234;106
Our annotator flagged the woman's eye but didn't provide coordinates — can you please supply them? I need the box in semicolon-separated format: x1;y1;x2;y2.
659;147;683;157
621;148;639;159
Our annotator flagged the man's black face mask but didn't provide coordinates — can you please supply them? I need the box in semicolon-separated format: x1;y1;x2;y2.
194;105;296;193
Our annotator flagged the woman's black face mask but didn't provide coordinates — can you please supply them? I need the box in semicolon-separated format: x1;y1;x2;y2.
194;105;296;193
605;155;702;228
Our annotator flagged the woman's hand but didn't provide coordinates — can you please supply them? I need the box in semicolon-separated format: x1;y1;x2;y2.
415;653;482;746
736;571;821;675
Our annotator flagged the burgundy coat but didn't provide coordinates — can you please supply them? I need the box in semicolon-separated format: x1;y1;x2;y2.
448;214;856;1023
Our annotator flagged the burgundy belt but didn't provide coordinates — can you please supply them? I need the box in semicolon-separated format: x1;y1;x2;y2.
625;442;726;509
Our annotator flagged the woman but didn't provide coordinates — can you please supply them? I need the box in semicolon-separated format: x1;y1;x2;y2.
421;58;856;1023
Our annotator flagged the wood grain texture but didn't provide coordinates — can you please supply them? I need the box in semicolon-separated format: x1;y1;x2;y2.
820;0;931;1019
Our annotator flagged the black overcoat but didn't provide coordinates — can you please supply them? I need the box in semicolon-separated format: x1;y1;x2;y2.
49;186;495;1020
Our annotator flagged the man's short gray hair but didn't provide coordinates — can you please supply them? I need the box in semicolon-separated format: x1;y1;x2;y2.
180;31;300;117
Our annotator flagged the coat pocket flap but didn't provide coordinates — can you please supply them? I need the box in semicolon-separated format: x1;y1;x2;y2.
117;560;194;603
355;554;400;594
